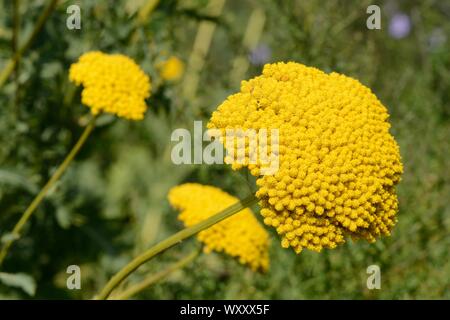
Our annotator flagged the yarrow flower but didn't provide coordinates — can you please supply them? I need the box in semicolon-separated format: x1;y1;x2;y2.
69;51;151;120
158;56;185;81
168;183;270;272
208;62;403;254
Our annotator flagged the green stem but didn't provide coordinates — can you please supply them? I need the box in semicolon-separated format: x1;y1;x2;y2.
111;249;200;300
0;0;59;90
0;116;96;267
13;0;21;118
95;195;258;300
129;0;160;44
137;0;160;25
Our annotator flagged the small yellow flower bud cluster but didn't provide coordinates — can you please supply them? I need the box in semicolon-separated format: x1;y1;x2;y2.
168;183;270;272
158;56;185;81
69;51;151;120
208;62;403;254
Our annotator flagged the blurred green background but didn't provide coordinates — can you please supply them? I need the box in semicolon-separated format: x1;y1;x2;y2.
0;0;449;299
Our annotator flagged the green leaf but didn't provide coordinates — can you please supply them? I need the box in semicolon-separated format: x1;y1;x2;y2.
0;272;36;296
0;232;19;244
56;206;71;229
0;168;39;194
40;62;63;79
95;114;116;127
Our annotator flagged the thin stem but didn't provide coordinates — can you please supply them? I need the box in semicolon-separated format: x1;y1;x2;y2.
137;0;160;25
129;0;160;44
95;194;258;300
111;249;200;300
0;0;59;90
0;116;96;267
13;0;21;118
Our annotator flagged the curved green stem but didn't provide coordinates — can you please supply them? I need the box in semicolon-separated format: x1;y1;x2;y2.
0;116;96;267
13;0;21;118
0;0;59;89
111;249;200;300
95;194;258;300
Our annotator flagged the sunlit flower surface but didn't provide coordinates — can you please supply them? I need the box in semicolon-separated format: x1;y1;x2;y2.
208;62;403;254
168;183;270;271
69;51;151;120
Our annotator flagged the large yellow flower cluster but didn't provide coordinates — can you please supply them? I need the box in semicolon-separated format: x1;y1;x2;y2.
208;62;403;254
168;183;270;271
69;51;151;120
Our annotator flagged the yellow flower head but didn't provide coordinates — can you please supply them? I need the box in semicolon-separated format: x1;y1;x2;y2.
69;51;151;120
158;56;184;81
208;62;403;254
168;183;270;272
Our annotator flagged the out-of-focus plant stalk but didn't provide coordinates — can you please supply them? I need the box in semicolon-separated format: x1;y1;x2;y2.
230;8;266;84
182;0;226;103
12;0;21;118
137;0;160;25
95;194;258;300
0;0;59;90
111;249;200;300
0;116;96;267
129;0;160;44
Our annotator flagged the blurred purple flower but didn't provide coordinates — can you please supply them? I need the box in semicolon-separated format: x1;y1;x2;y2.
249;44;271;66
389;13;411;39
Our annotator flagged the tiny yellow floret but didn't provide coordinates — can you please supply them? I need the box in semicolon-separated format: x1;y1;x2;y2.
168;183;270;272
69;51;151;120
